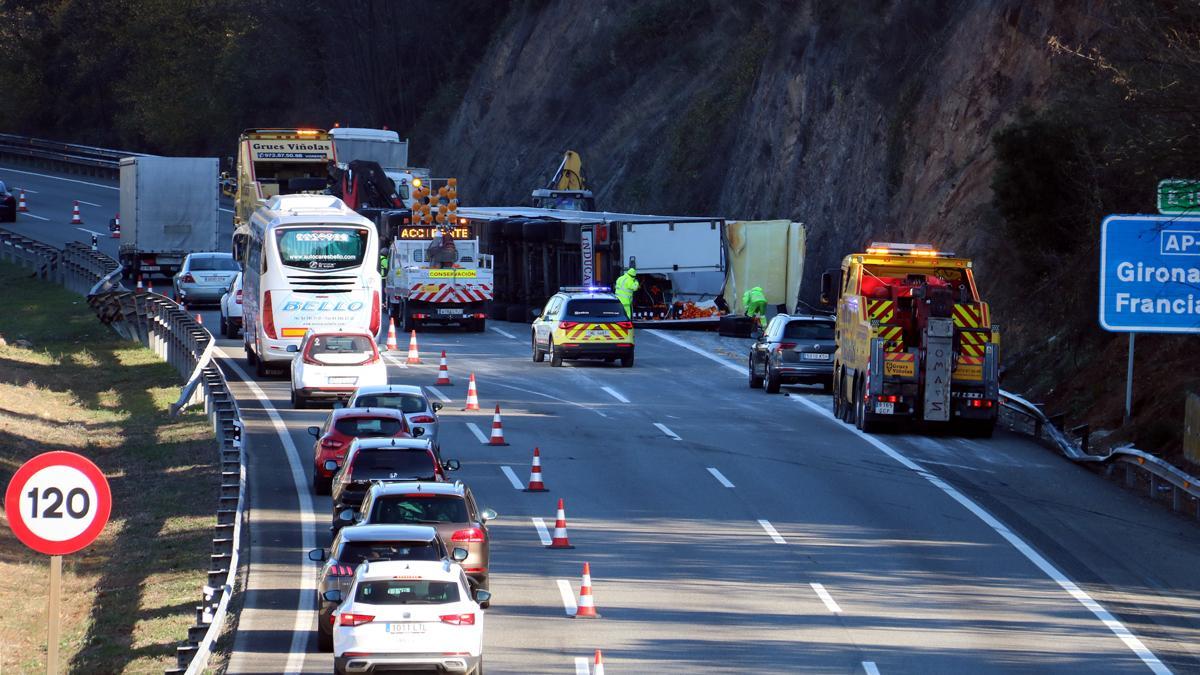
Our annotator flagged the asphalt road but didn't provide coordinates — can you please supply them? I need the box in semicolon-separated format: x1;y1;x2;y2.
6;165;1200;674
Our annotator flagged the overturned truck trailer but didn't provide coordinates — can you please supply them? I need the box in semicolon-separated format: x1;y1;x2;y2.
455;207;727;325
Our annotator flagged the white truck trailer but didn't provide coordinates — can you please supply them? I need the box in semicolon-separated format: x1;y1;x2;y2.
119;156;219;280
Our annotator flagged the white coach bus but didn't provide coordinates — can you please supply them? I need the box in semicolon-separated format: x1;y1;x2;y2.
233;194;381;376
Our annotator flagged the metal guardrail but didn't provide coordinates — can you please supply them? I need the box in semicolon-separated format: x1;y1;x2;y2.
1000;389;1200;519
0;132;151;177
1;228;244;674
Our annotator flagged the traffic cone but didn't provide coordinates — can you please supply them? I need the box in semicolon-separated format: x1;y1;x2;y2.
147;280;154;294
135;276;143;291
525;447;547;492
70;200;82;224
489;404;509;446
110;213;120;237
385;319;399;351
195;313;203;325
548;498;573;549
464;373;480;411
17;190;27;212
593;650;606;675
406;329;421;364
575;562;600;618
435;350;452;385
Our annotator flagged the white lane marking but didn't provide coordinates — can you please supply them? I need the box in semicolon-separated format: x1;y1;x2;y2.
532;518;552;546
425;385;451;403
500;465;524;490
574;657;590;675
219;207;234;214
790;396;1170;673
707;467;735;488
811;583;843;613
466;422;488;444
0;166;118;190
601;385;629;403
653;422;681;440
647;329;743;373
220;351;315;673
556;579;578;617
863;662;881;675
758;519;786;544
15;186;38;193
384;354;409;369
76;227;105;237
18;212;49;221
488;380;608;418
77;199;102;207
489;326;516;339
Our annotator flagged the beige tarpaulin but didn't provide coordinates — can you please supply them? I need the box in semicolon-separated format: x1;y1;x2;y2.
723;220;806;314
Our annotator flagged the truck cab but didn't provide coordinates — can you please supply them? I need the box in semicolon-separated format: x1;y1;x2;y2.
826;242;1000;436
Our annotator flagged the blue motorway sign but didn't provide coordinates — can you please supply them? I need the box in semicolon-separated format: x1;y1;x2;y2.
1101;214;1200;333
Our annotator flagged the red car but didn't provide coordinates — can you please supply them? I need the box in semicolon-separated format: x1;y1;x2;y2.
307;407;411;494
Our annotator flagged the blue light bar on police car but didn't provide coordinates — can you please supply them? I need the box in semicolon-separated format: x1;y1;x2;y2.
560;285;611;293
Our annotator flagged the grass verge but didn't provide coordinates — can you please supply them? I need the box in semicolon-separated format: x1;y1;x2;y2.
0;262;217;673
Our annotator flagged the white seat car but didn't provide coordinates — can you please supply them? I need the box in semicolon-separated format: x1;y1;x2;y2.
346;384;443;451
329;559;488;675
219;272;243;338
290;330;388;408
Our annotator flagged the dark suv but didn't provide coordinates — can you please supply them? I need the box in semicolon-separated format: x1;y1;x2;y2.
329;438;459;529
306;524;466;651
748;314;836;393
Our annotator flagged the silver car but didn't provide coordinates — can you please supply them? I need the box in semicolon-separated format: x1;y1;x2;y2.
346;385;442;451
174;252;240;306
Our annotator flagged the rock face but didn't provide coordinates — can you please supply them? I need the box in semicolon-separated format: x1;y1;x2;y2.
426;0;1098;304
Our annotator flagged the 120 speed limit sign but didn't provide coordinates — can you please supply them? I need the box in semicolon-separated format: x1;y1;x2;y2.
5;452;111;555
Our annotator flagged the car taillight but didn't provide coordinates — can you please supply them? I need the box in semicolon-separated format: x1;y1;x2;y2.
181;273;196;283
560;321;578;329
776;342;797;352
369;291;380;335
876;395;898;403
320;438;345;450
409;415;436;424
235;289;242;304
263;290;277;339
339;612;374;626
969;399;994;408
452;528;484;543
618;321;633;329
439;613;476;625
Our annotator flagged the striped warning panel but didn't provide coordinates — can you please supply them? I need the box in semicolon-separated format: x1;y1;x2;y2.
867;299;895;323
952;303;984;329
959;330;988;357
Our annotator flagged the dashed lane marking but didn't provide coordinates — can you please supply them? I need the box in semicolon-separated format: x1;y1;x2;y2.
18;212;49;221
466;422;488;444
811;583;843;613
863;662;881;675
758;519;786;544
15;186;38;193
77;199;102;207
219;207;234;214
647;329;743;373
425;385;451;403
76;227;105;238
574;657;590;675
653;422;681;440
489;380;608;418
490;326;516;339
601;385;629;403
707;467;735;488
500;466;524;490
384;354;409;369
532;517;552;546
556;579;578;617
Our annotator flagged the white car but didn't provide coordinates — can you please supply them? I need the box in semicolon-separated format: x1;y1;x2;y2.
219;272;243;338
290;330;388;408
330;559;488;675
346;384;443;451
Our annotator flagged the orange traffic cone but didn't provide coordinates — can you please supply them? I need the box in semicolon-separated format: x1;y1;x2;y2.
464;373;480;411
110;213;120;237
406;329;421;364
147;279;154;294
195;313;203;325
593;649;606;675
525;447;547;492
435;350;452;385
17;190;27;212
548;498;573;549
135;276;143;291
70;200;82;224
386;319;399;351
575;562;600;618
489;404;509;446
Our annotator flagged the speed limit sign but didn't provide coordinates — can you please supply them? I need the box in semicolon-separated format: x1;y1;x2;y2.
5;451;111;555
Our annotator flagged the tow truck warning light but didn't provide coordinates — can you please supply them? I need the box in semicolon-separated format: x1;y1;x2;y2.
865;242;955;257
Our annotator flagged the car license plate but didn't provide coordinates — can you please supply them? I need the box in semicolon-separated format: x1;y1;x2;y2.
387;622;425;634
875;402;894;415
587;330;609;338
328;376;358;385
802;353;830;360
437;308;463;315
203;276;224;282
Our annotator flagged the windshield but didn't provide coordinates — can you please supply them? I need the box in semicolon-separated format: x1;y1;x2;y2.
352;393;428;413
305;334;378;365
190;256;240;271
334;416;405;438
564;299;626;319
276;227;369;271
350;449;434;479
371;495;469;524
337;540;440;566
783;321;834;340
355;579;460;605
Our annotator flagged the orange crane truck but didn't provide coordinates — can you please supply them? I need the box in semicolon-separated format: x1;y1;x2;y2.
823;242;1000;436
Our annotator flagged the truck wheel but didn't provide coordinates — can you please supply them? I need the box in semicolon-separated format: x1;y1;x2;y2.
317;624;333;652
549;339;563;367
962;419;996;438
765;363;781;394
219;315;229;338
853;379;865;430
255;355;269;378
748;357;763;389
620;353;634;368
402;308;414;333
532;335;545;362
472;319;487;333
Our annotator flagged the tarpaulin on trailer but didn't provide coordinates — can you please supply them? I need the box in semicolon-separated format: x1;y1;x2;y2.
723;220;806;314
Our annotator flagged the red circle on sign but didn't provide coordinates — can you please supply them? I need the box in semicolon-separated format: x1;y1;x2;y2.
4;451;112;555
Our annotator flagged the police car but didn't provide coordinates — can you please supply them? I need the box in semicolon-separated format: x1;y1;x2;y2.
531;286;635;367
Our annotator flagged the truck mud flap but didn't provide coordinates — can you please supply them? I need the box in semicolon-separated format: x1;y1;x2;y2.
923;317;953;422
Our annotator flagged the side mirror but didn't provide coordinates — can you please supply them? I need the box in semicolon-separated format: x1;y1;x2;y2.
286;344;299;353
432;402;443;412
322;589;343;604
337;509;356;523
820;271;835;307
324;460;339;472
480;508;497;523
531;308;541;319
451;547;469;562
308;426;321;438
473;589;492;605
307;548;327;562
412;427;424;438
443;459;461;471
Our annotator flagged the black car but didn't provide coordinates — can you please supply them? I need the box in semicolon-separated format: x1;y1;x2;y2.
0;181;16;222
306;524;466;652
748;314;836;393
329;438;459;529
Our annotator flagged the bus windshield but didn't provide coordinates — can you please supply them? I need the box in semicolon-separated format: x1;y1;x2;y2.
275;227;369;271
